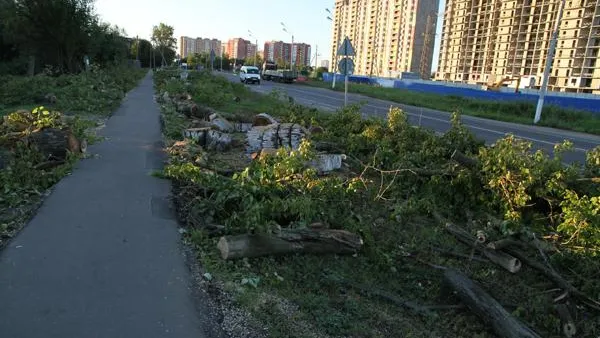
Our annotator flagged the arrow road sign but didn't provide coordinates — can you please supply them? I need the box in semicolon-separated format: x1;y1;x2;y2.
338;57;354;76
337;36;355;56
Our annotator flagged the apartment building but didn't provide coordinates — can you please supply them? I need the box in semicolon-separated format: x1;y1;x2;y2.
225;38;252;59
436;0;600;93
179;36;222;59
331;0;439;78
179;36;196;59
264;41;312;65
294;43;312;66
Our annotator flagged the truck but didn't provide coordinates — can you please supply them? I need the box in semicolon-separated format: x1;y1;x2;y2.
261;62;297;83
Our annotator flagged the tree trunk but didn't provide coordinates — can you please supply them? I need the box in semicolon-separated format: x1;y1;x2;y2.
27;128;82;160
444;269;542;338
27;55;36;77
217;228;363;260
451;149;478;169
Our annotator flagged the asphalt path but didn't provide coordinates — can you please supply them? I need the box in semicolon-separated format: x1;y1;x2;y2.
224;72;600;164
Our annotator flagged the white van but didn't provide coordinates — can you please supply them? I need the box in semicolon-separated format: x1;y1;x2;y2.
240;66;261;85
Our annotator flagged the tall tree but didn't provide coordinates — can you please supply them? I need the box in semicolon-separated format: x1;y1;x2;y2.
3;0;97;74
151;23;176;67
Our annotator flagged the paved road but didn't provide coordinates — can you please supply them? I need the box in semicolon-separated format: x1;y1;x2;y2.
0;73;212;338
224;72;600;163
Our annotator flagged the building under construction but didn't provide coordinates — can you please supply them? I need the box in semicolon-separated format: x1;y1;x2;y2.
436;0;600;93
331;0;439;78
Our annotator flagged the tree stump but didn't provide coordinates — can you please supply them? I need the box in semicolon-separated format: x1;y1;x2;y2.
27;128;83;160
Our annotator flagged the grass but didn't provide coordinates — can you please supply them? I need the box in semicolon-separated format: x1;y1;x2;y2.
155;70;600;338
301;80;600;135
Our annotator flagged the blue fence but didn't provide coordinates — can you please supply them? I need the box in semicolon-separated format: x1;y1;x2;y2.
321;73;600;114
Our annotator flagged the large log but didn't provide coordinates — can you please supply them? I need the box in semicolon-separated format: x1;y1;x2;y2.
444;269;542;338
27;128;83;160
209;113;234;132
217;228;363;260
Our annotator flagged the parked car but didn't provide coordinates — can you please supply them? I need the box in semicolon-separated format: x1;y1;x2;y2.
240;66;261;84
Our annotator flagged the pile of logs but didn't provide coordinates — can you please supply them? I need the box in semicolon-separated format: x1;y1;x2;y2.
246;122;308;153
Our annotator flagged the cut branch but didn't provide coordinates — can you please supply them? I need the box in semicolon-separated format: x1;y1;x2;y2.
444;269;542;338
444;222;521;273
451;149;478;169
503;248;600;311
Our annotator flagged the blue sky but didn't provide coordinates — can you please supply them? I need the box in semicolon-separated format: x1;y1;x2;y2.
95;0;445;70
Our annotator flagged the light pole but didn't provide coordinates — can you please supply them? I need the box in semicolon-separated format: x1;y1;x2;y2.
281;23;295;72
326;8;342;89
248;30;258;67
534;0;567;124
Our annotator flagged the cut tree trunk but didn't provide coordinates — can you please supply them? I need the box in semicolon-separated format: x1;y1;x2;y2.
252;113;277;126
209;113;234;132
183;128;231;151
246;123;307;153
27;128;83;160
444;269;542;338
217;228;363;260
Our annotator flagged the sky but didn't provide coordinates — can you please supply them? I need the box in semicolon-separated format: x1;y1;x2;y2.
94;0;445;71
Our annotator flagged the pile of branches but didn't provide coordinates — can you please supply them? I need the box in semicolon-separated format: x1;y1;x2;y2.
156;70;600;337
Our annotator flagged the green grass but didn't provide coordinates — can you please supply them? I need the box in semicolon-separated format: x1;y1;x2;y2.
301;80;600;135
0;67;147;117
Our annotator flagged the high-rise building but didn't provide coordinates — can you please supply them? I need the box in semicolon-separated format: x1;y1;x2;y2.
294;43;312;66
246;43;257;60
264;41;286;63
331;0;439;78
179;36;222;59
226;38;251;59
436;0;600;93
264;41;312;65
179;36;196;59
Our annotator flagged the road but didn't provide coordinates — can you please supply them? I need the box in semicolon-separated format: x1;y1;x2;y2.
223;72;600;163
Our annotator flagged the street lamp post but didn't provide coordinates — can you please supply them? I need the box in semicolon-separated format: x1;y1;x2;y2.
248;30;258;67
326;8;342;89
281;23;295;72
534;0;567;124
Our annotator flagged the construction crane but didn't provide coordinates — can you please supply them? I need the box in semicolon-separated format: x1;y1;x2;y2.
419;11;436;79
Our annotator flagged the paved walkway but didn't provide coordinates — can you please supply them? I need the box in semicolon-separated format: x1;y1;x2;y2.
0;73;207;338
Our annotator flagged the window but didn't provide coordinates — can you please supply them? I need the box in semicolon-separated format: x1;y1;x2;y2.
567;70;570;76
564;79;569;86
